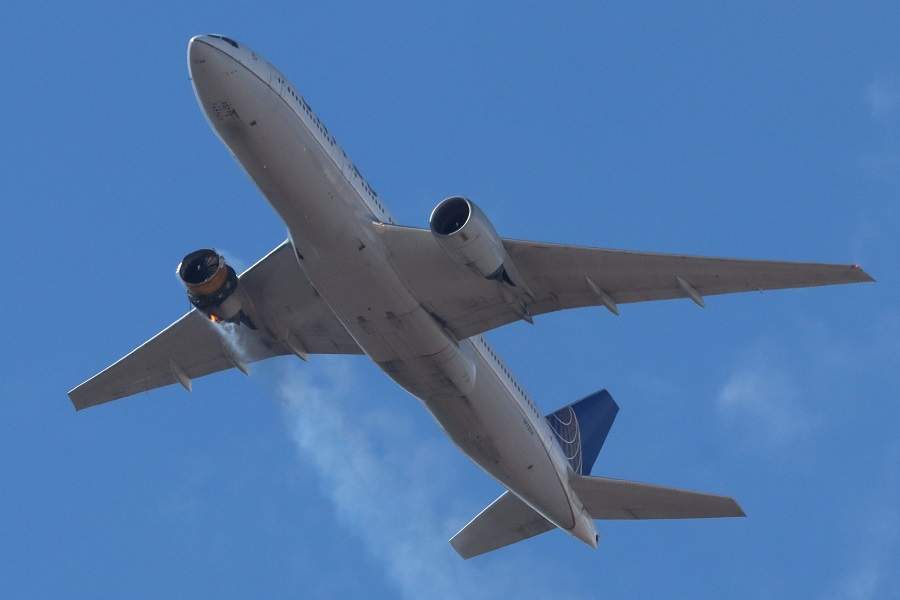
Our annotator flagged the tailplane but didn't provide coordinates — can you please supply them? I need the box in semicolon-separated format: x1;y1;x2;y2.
570;474;745;520
449;491;554;559
448;389;743;559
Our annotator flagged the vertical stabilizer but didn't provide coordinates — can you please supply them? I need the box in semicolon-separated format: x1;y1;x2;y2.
545;389;618;475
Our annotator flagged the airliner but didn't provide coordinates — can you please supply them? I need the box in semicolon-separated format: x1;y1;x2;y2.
69;35;874;558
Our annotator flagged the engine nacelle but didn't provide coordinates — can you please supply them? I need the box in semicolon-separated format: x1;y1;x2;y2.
177;249;253;327
429;196;509;280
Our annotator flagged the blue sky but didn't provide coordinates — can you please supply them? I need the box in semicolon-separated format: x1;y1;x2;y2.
2;1;898;597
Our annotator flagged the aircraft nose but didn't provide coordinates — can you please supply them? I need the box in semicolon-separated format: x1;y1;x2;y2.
188;34;257;132
187;34;243;77
188;35;220;69
188;34;243;91
188;35;214;77
188;33;241;51
188;34;211;51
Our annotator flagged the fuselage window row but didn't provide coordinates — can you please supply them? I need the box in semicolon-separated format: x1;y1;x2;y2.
277;81;387;221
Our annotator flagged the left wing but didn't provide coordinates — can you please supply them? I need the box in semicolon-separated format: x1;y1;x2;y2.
376;224;873;340
69;241;361;410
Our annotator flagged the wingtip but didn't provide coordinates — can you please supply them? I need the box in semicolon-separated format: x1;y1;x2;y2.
67;383;101;412
67;390;86;412
851;264;876;283
66;388;80;411
448;537;475;560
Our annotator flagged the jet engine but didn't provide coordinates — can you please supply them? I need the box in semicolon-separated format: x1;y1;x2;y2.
429;196;519;286
177;249;254;327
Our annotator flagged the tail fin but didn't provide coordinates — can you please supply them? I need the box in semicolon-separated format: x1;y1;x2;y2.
546;389;618;475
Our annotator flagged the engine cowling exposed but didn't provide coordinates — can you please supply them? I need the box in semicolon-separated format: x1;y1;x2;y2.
429;196;509;280
177;249;252;327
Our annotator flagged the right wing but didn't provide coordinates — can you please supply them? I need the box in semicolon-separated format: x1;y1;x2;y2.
570;475;745;520
68;240;361;410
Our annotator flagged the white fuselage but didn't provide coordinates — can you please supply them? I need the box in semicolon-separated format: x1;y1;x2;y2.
188;35;597;547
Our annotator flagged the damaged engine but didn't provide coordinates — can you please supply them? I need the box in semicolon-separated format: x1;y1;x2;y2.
177;249;255;328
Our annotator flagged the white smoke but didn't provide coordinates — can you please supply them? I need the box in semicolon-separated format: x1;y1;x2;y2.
277;359;587;600
210;320;253;367
216;247;249;274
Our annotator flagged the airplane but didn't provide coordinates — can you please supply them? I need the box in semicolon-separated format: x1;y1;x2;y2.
69;34;874;559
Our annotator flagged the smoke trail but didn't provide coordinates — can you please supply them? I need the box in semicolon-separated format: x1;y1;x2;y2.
210;321;253;366
216;247;249;274
277;360;587;600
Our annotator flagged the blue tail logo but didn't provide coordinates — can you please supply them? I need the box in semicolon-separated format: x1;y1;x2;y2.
545;389;619;475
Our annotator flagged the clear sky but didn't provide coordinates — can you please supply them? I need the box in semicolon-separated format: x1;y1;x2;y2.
2;1;898;598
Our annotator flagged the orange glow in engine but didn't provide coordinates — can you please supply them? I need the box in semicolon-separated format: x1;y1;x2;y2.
209;313;221;323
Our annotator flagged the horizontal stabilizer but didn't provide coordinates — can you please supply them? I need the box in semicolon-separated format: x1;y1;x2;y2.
571;475;745;520
450;491;555;559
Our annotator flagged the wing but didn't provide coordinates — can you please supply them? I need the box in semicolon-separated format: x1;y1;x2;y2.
68;240;361;410
376;224;874;340
570;475;745;520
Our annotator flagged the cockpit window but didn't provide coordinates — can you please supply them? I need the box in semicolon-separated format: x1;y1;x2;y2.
209;34;239;49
